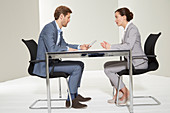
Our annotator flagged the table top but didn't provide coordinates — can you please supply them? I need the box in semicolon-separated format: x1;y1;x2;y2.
46;49;130;59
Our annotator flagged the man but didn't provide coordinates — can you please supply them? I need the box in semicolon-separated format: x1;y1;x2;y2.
33;6;91;108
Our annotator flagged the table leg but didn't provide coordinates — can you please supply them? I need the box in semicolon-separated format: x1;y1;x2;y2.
46;53;51;113
129;50;133;113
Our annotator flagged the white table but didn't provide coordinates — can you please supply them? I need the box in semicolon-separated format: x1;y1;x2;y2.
45;49;133;113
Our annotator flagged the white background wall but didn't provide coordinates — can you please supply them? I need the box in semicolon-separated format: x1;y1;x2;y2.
0;0;39;82
118;0;170;76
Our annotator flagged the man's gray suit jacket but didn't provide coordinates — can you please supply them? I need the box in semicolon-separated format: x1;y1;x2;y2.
33;20;79;77
111;23;147;67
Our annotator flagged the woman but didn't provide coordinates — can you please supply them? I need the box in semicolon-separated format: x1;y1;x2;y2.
101;7;148;104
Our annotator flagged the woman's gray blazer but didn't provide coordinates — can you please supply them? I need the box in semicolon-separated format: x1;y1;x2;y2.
111;23;147;67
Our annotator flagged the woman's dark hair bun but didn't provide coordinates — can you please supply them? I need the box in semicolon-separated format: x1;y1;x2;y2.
128;12;133;21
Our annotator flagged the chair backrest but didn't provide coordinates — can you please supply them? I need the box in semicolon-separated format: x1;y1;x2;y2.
144;32;161;71
22;39;38;75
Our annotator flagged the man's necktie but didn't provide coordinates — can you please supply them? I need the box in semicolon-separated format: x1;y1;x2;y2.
58;31;62;46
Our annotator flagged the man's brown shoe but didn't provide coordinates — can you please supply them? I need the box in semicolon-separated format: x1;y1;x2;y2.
76;94;91;102
66;98;87;108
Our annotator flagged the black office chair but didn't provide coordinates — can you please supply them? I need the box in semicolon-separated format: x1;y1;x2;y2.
22;39;72;109
116;32;161;106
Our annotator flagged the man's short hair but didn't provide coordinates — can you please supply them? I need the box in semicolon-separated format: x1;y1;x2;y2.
54;6;72;20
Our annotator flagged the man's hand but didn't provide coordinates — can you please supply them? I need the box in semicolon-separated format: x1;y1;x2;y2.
69;48;78;51
100;41;111;49
80;44;90;50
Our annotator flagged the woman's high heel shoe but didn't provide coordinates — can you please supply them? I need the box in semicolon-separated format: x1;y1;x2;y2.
117;95;130;104
107;92;123;104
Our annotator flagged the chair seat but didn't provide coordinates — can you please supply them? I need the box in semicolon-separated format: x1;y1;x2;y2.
117;69;148;76
32;72;70;78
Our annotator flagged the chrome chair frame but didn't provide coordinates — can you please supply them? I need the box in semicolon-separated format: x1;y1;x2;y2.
116;76;161;107
29;78;72;109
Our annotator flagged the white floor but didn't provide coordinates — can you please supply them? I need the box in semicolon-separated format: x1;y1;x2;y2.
0;70;170;113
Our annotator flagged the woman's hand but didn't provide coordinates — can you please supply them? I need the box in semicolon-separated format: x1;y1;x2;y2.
100;41;111;49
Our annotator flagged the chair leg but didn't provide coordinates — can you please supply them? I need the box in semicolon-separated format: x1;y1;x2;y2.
132;96;161;106
59;78;62;98
116;95;161;107
29;98;70;109
112;88;115;97
29;78;72;109
116;76;122;106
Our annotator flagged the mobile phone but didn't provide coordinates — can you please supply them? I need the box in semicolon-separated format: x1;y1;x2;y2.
89;40;97;47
